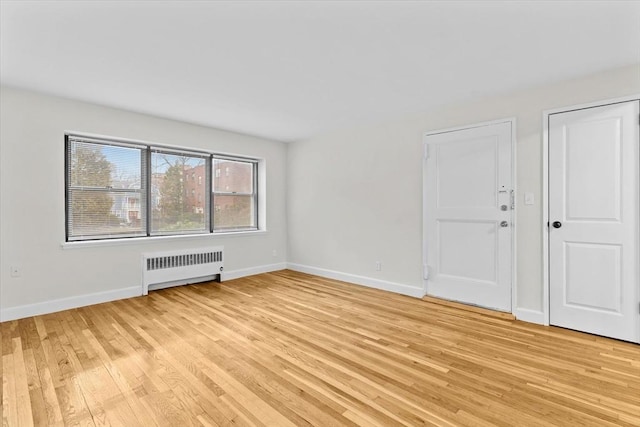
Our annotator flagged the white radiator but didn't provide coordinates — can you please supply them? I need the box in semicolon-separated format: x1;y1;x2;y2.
142;246;224;295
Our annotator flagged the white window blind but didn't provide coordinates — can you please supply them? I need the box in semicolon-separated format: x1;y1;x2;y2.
66;137;147;241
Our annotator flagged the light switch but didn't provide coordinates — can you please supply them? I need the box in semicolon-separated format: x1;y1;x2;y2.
524;192;534;205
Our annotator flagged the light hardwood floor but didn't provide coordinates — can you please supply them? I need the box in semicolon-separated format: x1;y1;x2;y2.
2;270;639;426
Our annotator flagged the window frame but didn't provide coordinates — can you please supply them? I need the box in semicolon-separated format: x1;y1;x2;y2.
65;136;148;241
149;147;212;237
211;155;259;232
65;133;261;242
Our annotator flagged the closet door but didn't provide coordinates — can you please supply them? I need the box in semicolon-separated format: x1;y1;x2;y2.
549;101;640;342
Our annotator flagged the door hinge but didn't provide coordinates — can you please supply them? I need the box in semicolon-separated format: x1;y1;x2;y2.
423;264;430;280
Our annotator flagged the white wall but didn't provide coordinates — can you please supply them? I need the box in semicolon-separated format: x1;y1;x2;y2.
2;64;639;323
287;64;640;320
0;86;288;320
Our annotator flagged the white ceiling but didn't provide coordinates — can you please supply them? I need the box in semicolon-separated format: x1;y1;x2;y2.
1;1;639;142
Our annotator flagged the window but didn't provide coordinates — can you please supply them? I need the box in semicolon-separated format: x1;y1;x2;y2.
150;150;208;235
66;137;146;241
65;134;260;241
212;157;257;231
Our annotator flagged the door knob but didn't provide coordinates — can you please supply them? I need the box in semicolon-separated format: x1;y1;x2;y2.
552;221;562;228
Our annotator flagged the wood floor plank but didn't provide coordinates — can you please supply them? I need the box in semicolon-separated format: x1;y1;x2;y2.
2;351;18;427
2;269;640;426
0;323;3;426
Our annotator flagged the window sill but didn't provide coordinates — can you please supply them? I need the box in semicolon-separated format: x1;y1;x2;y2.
61;229;268;250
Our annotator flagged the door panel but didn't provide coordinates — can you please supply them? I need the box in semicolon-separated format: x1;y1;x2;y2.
438;220;497;283
437;137;498;208
549;101;639;343
565;117;621;221
425;121;512;312
564;242;621;313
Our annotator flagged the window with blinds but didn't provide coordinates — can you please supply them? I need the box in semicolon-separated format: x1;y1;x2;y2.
212;157;258;231
66;137;147;241
65;134;260;241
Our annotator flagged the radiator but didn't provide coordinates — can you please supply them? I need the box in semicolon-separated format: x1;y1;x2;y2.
142;246;224;295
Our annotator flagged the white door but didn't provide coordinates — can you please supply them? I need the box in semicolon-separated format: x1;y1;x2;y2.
549;101;640;343
424;121;513;312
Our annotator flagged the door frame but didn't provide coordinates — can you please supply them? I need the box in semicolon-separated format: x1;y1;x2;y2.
422;117;517;313
542;95;640;327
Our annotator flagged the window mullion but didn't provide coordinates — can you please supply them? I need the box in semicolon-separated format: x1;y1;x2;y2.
253;161;258;230
145;146;151;237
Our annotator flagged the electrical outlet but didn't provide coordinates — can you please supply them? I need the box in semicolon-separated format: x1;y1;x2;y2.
10;265;20;278
272;249;278;257
375;261;381;271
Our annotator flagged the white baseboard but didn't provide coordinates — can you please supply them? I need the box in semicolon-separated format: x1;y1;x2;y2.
287;263;426;298
0;286;140;322
221;262;287;281
0;262;538;325
0;262;288;322
513;307;545;325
